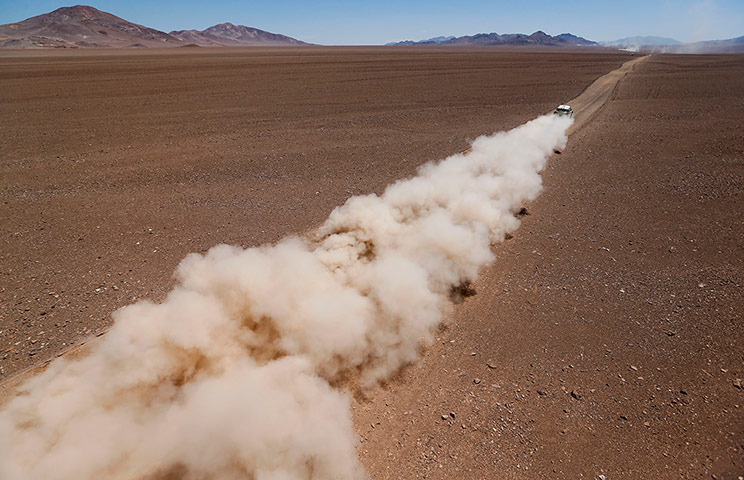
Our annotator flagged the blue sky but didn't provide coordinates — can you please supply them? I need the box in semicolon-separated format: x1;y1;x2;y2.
1;0;742;45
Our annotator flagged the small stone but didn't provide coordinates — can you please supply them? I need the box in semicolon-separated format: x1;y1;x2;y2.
734;379;743;390
570;390;582;400
449;412;456;419
630;365;638;371
537;390;547;396
473;378;481;385
487;362;498;369
441;414;449;421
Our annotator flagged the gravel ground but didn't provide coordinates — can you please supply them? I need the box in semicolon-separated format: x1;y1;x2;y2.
5;48;740;480
0;47;627;379
352;54;744;479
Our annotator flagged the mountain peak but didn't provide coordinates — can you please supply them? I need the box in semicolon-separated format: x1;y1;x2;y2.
44;5;112;21
210;22;237;29
51;5;100;14
189;22;309;45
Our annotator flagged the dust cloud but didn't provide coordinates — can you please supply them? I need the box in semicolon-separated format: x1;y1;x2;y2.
0;114;572;479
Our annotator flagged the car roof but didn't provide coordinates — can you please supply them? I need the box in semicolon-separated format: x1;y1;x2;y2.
557;105;572;110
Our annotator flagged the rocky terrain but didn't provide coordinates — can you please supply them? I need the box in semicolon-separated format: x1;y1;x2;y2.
0;46;626;383
0;47;741;478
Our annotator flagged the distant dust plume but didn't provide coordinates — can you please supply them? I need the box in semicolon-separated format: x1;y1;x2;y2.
0;114;572;479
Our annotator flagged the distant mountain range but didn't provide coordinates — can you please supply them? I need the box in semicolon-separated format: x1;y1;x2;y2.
602;36;683;48
1;6;741;51
388;30;744;52
387;31;596;47
0;5;308;48
389;36;455;46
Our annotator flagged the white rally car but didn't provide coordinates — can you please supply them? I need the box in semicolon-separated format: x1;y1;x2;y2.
553;105;574;118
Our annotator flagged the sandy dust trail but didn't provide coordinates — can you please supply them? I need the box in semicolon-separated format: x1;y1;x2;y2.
0;55;648;409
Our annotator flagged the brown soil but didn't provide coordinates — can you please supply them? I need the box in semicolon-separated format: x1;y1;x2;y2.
1;48;742;478
0;47;627;379
353;54;744;479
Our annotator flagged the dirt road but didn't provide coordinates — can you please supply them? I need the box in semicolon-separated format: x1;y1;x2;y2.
567;54;649;133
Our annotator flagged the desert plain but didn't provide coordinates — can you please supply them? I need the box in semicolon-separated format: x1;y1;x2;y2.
0;47;742;478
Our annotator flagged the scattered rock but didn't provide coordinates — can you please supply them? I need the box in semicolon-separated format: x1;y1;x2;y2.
734;379;742;390
449;280;477;304
570;390;582;400
473;378;481;385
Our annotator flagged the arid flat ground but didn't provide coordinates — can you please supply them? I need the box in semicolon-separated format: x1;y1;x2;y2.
353;54;744;479
0;47;626;377
1;48;742;478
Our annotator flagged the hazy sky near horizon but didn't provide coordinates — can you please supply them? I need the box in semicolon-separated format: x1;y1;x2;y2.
1;0;742;45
